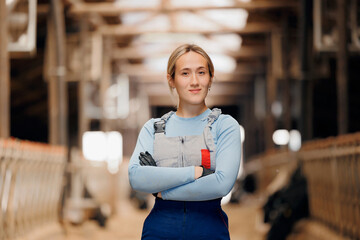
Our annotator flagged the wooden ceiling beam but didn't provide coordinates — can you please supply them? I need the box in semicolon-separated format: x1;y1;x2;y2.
141;82;250;97
149;95;241;107
12;89;46;107
112;45;266;60
99;22;279;36
133;74;254;84
119;63;262;82
206;95;242;107
69;1;299;16
143;82;250;106
10;63;43;91
23;102;48;117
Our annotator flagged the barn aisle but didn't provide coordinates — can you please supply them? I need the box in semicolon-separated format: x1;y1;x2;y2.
52;162;267;240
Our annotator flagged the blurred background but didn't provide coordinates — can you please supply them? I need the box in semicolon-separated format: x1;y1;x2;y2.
1;0;360;239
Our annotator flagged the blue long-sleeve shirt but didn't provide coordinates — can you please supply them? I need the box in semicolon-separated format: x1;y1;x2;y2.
128;108;241;201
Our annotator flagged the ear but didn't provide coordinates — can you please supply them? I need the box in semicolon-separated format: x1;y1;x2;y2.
209;76;214;88
167;74;175;88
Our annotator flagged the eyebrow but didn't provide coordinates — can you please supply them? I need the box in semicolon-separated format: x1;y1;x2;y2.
179;66;207;71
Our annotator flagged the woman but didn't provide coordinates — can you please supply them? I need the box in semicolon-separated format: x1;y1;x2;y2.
128;44;241;239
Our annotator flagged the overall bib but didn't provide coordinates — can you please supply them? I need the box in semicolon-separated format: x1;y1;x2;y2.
153;108;221;169
141;109;231;240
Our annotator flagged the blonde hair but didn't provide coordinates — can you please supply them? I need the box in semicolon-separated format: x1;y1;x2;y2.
167;44;214;82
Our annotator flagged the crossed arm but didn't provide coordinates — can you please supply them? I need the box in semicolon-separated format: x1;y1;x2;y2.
128;116;241;201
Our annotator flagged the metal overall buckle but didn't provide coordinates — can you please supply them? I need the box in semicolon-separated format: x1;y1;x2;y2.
154;120;166;134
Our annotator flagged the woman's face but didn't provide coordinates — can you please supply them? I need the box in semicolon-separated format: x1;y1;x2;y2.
169;51;212;107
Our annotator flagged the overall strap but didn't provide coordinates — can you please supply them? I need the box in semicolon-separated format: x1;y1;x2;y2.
203;108;222;169
206;108;222;127
154;111;175;134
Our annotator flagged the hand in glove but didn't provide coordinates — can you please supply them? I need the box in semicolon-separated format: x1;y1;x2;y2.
139;151;157;166
139;151;158;197
200;165;215;178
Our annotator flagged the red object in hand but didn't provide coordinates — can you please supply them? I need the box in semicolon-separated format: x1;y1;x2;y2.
201;149;211;169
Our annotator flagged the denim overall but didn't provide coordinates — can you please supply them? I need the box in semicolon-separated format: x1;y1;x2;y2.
141;109;231;240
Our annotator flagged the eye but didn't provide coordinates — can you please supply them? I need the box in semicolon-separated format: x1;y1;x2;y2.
198;70;208;76
181;72;189;76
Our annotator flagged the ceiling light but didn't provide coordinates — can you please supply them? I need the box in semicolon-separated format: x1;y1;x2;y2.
209;53;237;73
272;129;290;146
289;130;302;151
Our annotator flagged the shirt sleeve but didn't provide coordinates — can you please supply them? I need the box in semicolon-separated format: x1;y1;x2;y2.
161;115;241;201
128;119;196;194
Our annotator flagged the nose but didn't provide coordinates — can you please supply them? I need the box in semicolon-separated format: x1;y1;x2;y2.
190;73;199;86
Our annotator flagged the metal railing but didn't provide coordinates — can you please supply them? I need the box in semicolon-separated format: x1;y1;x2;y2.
0;138;66;240
246;132;360;239
299;133;360;239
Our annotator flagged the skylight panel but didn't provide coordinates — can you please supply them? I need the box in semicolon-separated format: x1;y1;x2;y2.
176;11;221;31
170;0;235;7
133;33;207;45
208;34;242;52
137;14;171;31
199;9;249;29
121;12;155;25
115;0;161;8
209;53;237;73
145;53;236;73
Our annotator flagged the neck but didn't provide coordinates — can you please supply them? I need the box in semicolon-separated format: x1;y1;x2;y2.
176;102;208;118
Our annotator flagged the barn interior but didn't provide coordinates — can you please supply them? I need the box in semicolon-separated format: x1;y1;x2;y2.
1;0;360;239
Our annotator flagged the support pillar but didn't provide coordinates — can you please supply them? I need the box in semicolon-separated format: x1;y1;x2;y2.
100;37;111;132
265;33;277;150
0;0;10;138
299;0;313;141
336;0;348;134
49;0;68;146
78;17;89;147
282;14;292;131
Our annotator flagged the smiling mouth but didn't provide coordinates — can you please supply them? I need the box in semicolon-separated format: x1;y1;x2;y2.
189;89;201;94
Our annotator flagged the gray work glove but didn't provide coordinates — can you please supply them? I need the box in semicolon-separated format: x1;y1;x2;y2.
139;151;157;166
200;165;215;178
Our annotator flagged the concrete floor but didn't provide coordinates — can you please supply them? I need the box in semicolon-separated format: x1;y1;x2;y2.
50;197;267;240
28;162;269;240
24;160;346;240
